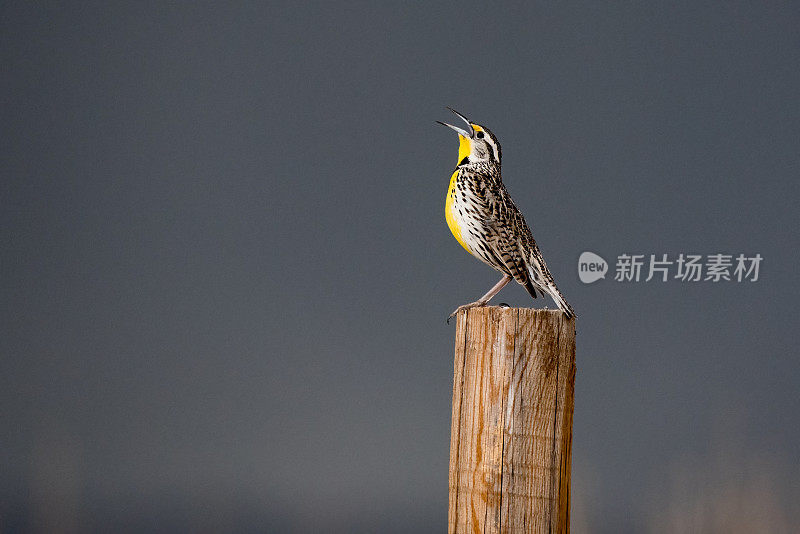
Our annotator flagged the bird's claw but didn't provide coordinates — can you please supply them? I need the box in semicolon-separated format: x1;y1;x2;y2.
446;308;460;325
446;302;487;324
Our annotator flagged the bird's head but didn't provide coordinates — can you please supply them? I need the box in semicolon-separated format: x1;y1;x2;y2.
437;107;501;166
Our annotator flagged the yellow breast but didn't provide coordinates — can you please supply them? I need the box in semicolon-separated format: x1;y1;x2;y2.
445;169;472;254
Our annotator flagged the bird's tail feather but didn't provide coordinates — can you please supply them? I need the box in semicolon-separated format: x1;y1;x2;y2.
525;260;575;318
547;282;575;319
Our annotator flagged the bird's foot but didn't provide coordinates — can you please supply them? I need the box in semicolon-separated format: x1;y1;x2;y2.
446;300;488;324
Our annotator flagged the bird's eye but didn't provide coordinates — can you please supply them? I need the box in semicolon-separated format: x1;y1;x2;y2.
476;131;484;139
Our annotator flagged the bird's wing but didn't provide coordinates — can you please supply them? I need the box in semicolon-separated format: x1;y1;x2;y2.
466;171;541;296
499;182;562;292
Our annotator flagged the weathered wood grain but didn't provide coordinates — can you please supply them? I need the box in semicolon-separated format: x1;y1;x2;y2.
449;307;575;534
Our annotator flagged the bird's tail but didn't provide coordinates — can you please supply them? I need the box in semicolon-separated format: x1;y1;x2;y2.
546;281;575;319
526;257;575;318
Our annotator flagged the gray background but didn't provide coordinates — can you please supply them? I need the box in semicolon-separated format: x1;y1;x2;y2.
2;2;799;532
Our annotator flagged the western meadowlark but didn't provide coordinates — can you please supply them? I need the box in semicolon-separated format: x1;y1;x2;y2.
438;108;575;321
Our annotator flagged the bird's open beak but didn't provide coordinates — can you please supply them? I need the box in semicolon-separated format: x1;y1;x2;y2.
437;107;474;139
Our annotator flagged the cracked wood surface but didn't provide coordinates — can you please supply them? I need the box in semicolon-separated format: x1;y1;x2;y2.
449;307;575;534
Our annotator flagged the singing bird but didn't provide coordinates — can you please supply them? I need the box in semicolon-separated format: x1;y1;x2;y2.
438;108;575;321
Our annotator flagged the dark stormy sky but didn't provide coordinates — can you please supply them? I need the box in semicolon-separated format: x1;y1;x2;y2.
2;2;799;532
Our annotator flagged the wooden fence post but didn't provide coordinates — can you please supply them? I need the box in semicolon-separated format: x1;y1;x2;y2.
449;307;575;533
